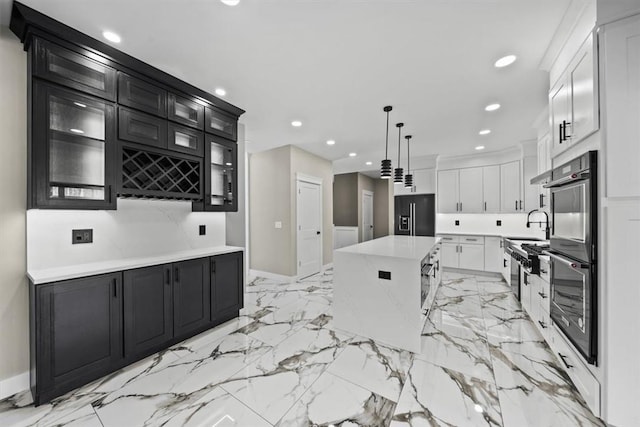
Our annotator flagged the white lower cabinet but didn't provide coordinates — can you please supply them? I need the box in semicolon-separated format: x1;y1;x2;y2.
501;251;510;283
439;235;484;270
441;242;459;268
520;270;533;314
484;236;503;273
458;242;484;270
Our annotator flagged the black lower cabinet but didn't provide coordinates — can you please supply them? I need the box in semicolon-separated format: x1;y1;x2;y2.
173;258;211;338
33;273;123;405
211;251;243;322
123;265;173;359
31;252;243;405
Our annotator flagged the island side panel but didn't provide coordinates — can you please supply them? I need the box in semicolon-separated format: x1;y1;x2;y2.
333;251;421;353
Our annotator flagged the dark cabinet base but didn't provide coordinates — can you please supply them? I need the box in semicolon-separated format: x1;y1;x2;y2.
30;251;243;406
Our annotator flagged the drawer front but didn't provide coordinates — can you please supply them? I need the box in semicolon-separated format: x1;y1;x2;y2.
118;107;167;149
168;122;205;157
460;235;484;244
118;73;167;117
168;93;205;129
438;235;460;243
34;38;116;101
205;106;237;141
548;325;601;417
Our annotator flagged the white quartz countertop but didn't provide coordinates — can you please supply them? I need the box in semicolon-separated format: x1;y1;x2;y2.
437;231;545;239
28;246;244;285
335;235;440;261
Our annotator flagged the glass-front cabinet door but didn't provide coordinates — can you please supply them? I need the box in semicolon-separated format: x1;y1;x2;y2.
203;135;237;211
33;81;116;209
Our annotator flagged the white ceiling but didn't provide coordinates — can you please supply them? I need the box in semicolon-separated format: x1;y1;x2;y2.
1;0;570;173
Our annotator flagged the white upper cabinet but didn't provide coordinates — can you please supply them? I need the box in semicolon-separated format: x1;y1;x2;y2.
483;165;501;212
458;167;484;213
500;160;522;212
437;169;459;213
603;14;640;198
395;168;436;195
550;32;599;158
523;156;538;211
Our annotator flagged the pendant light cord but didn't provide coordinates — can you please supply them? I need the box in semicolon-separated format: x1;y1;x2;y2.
385;111;390;160
397;125;402;164
407;137;410;172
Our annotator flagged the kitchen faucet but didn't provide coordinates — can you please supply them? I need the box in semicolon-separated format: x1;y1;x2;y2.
526;209;550;240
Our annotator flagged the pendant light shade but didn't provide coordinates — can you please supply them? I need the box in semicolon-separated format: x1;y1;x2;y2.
394;123;404;184
380;106;393;179
404;135;413;188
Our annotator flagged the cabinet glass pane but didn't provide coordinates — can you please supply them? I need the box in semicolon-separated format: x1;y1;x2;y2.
50;136;105;187
174;131;197;150
175;103;198;122
49;54;107;92
50;96;105;140
210;141;233;205
208;115;234;135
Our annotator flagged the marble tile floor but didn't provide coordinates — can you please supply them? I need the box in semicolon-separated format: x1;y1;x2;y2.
0;270;604;426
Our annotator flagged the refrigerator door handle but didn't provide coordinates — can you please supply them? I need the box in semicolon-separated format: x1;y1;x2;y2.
413;203;416;236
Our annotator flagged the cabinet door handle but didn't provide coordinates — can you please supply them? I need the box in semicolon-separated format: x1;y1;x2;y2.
562;120;571;140
466;238;478;241
503;259;507;267
558;353;574;369
537;320;547;329
559;123;564;143
539;193;544;208
460;202;462;211
166;269;170;285
538;292;548;299
519;200;522;210
112;278;117;298
211;260;216;274
484;201;487;211
175;267;179;282
515;200;518;210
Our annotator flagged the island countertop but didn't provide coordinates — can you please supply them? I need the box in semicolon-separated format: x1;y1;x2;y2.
335;235;440;260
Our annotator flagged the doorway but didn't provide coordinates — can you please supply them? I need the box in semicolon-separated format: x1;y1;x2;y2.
362;190;374;241
296;176;322;278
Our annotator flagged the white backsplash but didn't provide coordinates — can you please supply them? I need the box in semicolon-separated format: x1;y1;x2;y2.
436;213;547;239
27;199;226;270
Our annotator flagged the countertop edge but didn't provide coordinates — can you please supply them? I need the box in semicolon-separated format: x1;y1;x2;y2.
28;246;244;285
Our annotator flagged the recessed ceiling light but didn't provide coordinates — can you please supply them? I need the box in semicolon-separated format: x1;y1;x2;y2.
102;31;121;43
326;140;336;146
214;88;226;97
291;120;302;127
479;129;491;135
475;145;485;150
349;152;357;157
485;103;501;112
495;55;517;68
70;128;85;134
220;0;240;5
365;161;372;166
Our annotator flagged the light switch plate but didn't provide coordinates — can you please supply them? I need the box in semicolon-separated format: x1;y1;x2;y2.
199;225;206;235
72;229;93;244
275;221;282;229
455;220;460;226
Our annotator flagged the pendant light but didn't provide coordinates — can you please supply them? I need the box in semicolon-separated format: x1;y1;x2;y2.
380;106;393;179
394;123;404;184
404;135;413;188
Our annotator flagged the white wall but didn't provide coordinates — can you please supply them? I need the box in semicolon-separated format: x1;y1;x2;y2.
436;213;547;239
27;199;226;271
0;26;28;399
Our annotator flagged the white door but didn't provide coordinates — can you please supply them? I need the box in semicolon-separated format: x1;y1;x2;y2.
458;167;484;213
437;170;459;213
362;190;374;241
500;161;522;212
482;165;501;213
297;179;322;278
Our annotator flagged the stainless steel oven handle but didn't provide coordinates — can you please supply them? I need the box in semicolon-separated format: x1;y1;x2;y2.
543;251;588;270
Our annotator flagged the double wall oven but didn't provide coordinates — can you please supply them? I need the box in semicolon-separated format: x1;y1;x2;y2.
545;150;597;364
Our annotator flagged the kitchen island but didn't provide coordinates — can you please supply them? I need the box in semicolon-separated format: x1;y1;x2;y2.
333;235;441;353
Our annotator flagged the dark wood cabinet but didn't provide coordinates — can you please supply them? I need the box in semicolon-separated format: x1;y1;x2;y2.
33;273;123;404
168;93;204;129
118;107;167;149
195;135;237;212
33;37;117;101
118;73;167;117
211;252;243;321
123;265;173;359
32;80;116;209
168;122;204;156
173;258;211;338
205;105;238;141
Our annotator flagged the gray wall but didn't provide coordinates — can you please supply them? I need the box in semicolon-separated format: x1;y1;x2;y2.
0;26;29;394
333;173;358;226
357;174;375;242
374;178;392;238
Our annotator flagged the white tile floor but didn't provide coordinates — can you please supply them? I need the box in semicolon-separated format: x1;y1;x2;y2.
0;270;604;426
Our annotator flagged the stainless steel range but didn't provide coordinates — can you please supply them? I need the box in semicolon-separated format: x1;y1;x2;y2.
505;240;549;300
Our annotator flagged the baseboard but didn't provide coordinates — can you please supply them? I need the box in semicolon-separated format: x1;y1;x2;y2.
442;267;502;278
322;263;333;271
248;269;296;283
0;371;29;400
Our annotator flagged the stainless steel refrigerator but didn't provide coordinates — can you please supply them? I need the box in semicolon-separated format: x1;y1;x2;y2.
394;194;436;236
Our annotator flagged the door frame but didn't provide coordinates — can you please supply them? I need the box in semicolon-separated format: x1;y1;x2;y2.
296;173;323;278
362;190;374;241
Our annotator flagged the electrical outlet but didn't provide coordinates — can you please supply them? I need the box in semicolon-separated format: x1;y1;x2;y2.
72;229;93;244
275;221;282;229
199;225;206;235
496;220;502;226
455;220;460;226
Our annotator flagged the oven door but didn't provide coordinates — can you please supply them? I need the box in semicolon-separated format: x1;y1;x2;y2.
548;251;597;364
550;179;592;262
510;252;521;301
